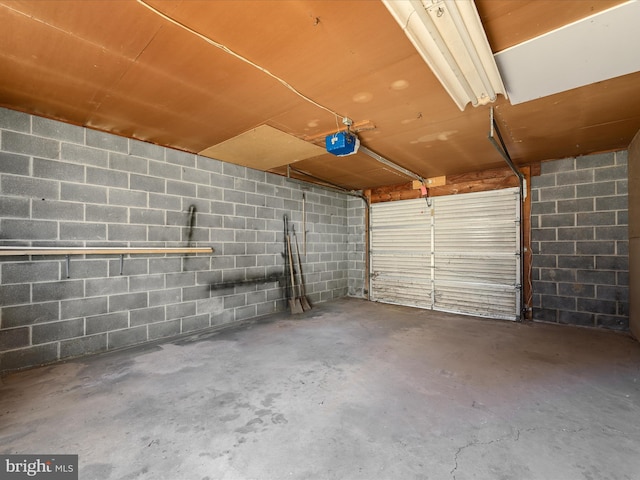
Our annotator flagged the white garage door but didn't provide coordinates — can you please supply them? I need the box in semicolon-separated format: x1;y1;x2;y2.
370;188;521;321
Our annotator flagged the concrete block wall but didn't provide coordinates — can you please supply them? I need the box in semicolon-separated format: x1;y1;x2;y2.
531;151;629;330
347;195;367;298
0;108;360;372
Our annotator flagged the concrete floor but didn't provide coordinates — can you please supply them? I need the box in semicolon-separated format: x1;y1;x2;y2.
2;298;640;480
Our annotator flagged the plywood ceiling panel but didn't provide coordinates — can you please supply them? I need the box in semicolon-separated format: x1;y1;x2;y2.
199;125;325;170
0;0;639;191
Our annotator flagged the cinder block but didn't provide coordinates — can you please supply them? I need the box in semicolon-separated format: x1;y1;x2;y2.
2;175;60;200
166;149;196;167
532;255;557;268
148;193;180;212
32;318;84;344
595;225;627;241
617;211;628;226
85;312;128;334
558;282;594;298
86;128;128;153
61;183;107;204
1;218;58;240
108;188;148;207
149;257;182;274
85;277;128;297
60;222;107;241
540;157;575;174
617;179;628;195
210;201;234;216
86;166;128;188
540;268;576;283
167;180;197;197
1;302;59;327
61;143;108;167
148;319;181;340
182;167;207;185
223;189;245;204
596;196;627;211
61;297;108;319
130;274;163;292
576;181;616;198
577;212;616;226
197;185;223;202
181;314;210;332
597;285;628;302
3;131;59;159
557;227;594;241
235;305;257;321
576;152;615;169
0;326;30;350
595;256;628;271
166;272;196;288
149;159;182;180
33;280;84;302
148;226;181;242
183;285;211;301
576;269;616;285
540;241;576;255
33;200;84;221
0;197;30;218
129;208;165;225
33;116;84;144
557;198;593;213
129;306;165;326
108;254;147;276
107;224;147;241
60;333;108;359
558;255;594;269
558;310;595;326
617;240;628;256
131;174;165;193
576;241;615;255
222;162;246;178
196;155;222;173
595;165;627;182
223;216;245;229
556;169;594;186
129;138;164;160
0;152;30;174
109;292;148;312
578;298;616;315
596;314;628;330
0;108;31;132
166;302;196;320
109;152;148;174
86;204;128;223
149;288;181;307
2;261;59;284
0;344;59;373
108;325;148;349
532;308;558;323
531;201;556;215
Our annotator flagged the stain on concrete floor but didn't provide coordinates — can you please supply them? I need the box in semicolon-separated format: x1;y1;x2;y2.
1;298;640;479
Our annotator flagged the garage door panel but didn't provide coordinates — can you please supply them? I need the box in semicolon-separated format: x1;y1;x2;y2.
370;188;521;321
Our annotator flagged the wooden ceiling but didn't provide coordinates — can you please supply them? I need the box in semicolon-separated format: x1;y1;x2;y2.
1;0;637;190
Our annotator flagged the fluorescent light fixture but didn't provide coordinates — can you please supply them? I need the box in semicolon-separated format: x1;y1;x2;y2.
382;0;506;110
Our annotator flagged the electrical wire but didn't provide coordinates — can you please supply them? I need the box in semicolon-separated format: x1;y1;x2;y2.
136;0;343;122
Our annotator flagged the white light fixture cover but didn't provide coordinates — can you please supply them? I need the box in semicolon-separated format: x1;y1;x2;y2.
494;0;640;105
382;0;506;110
